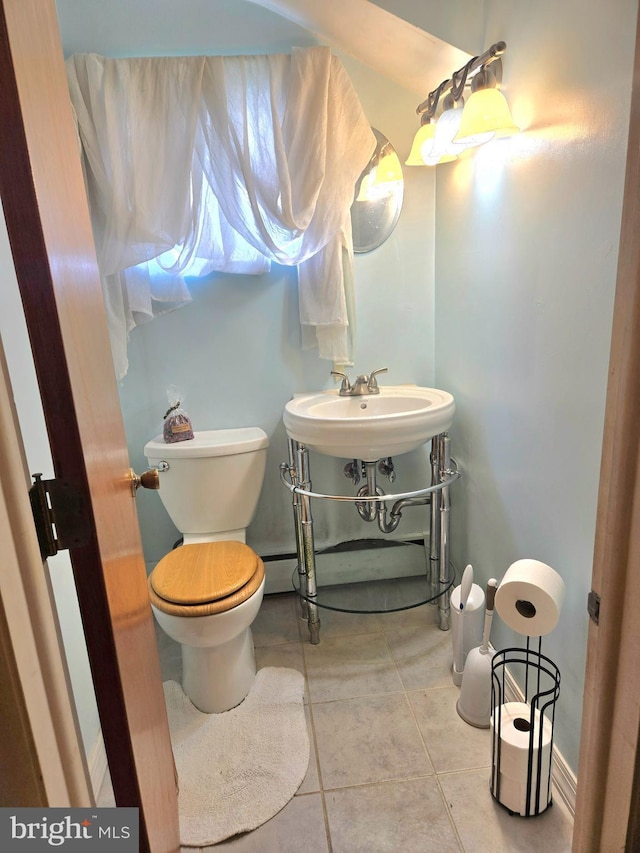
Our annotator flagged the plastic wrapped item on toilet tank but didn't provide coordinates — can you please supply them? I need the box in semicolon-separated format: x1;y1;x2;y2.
163;385;194;443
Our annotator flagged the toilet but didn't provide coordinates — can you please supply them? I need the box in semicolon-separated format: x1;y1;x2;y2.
144;427;269;713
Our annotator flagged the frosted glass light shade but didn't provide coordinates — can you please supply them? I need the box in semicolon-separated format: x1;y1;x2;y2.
423;108;469;166
454;88;519;143
405;123;437;165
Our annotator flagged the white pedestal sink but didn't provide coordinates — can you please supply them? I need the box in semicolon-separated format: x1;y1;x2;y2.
283;385;455;461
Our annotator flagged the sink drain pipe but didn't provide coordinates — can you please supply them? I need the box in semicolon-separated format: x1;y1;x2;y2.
377;495;432;534
354;460;432;534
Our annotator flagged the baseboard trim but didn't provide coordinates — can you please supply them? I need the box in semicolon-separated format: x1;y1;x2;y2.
262;537;430;595
88;728;109;804
501;663;577;817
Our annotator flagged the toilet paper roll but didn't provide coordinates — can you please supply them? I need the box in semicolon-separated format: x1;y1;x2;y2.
490;702;553;815
490;701;552;779
495;559;565;636
493;770;552;816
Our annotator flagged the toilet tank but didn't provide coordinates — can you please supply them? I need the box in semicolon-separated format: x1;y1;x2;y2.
144;428;269;538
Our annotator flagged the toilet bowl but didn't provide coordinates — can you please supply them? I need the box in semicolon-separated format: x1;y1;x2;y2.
144;427;269;712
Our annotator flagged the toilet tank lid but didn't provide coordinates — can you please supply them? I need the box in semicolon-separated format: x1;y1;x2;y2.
144;427;269;459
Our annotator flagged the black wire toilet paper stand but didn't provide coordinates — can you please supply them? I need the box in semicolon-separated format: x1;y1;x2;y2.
491;638;561;817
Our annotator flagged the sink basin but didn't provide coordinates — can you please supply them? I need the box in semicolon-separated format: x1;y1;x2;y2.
283;385;455;461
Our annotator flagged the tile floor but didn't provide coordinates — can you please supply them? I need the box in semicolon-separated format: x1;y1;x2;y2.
153;592;574;852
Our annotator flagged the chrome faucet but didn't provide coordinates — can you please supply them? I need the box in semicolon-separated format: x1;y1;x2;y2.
331;367;388;396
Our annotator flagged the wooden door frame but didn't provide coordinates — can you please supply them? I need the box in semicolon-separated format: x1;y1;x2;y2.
0;2;179;850
0;337;92;807
572;7;640;851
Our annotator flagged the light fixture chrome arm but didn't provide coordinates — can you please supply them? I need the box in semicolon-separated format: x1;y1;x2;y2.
416;41;506;119
418;79;451;127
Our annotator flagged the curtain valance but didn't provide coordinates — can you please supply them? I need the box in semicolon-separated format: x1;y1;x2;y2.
66;47;375;378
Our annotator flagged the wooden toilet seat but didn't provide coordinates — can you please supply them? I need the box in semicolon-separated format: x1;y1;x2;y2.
148;541;265;617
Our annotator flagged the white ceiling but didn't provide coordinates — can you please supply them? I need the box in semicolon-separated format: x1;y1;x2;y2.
246;0;471;96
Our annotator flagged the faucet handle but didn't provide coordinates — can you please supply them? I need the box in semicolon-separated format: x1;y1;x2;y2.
368;367;388;392
331;370;351;393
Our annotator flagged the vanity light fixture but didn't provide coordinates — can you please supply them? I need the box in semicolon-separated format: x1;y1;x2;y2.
406;117;440;164
421;96;466;166
422;94;493;166
405;79;456;166
454;65;519;143
406;41;518;166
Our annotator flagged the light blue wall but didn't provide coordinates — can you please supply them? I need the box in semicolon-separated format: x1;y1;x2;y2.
433;0;637;773
123;115;436;565
56;0;438;566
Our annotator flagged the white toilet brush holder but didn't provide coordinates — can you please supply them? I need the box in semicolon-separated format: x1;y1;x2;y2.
451;567;485;686
457;578;498;727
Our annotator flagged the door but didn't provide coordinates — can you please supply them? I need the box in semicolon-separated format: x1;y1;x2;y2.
0;2;180;851
572;7;640;852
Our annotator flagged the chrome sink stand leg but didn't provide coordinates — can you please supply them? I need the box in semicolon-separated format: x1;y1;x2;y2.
292;440;321;644
288;439;308;624
430;432;452;631
438;433;452;631
429;436;442;605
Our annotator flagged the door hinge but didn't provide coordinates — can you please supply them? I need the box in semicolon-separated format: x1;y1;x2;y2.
587;590;600;625
29;473;91;559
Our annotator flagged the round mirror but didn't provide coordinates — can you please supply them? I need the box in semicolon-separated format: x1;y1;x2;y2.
351;128;404;253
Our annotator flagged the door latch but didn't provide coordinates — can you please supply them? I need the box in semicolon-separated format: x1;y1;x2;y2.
29;473;91;559
129;467;161;497
587;590;600;625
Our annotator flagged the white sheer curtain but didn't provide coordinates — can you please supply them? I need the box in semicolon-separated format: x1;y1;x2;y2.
66;48;376;379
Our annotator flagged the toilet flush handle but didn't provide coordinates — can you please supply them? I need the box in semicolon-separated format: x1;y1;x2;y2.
129;467;162;497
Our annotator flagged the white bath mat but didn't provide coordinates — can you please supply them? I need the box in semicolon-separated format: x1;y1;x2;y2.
163;667;309;847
